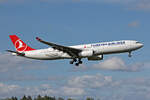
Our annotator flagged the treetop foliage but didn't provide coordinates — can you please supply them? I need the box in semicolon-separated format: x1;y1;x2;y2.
2;95;97;100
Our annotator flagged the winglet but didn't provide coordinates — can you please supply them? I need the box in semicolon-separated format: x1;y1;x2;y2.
36;37;42;41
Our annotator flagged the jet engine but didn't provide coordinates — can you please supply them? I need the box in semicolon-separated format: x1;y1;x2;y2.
79;50;94;57
88;55;103;61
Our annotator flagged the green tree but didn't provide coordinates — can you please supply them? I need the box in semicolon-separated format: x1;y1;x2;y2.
57;97;64;100
86;97;94;100
67;98;74;100
21;95;27;100
49;96;56;100
11;96;17;100
43;95;49;100
36;95;42;100
27;96;32;100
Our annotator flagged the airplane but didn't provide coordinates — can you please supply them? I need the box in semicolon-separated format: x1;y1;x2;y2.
7;35;143;66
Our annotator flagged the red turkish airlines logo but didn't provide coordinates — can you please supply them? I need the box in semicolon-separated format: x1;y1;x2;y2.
15;39;27;51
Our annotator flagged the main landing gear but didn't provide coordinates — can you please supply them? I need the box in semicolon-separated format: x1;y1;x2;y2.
70;58;82;66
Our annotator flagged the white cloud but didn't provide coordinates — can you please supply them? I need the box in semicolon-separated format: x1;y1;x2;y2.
0;74;111;97
94;57;126;71
106;0;150;11
73;57;145;72
137;3;150;10
0;74;150;100
0;83;21;98
0;53;50;82
62;86;85;96
1;53;148;99
66;74;150;100
0;82;85;98
0;53;24;72
132;0;150;10
0;83;57;98
0;52;48;72
77;0;150;11
0;83;20;94
68;74;112;88
128;21;140;28
0;53;149;99
93;57;144;71
110;77;150;100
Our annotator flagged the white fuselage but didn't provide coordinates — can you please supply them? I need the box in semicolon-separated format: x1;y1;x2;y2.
23;40;143;60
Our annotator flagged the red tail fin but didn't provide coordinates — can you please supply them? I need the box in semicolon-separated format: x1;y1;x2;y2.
9;35;35;52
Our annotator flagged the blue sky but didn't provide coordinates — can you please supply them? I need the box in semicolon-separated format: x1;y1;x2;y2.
0;0;150;99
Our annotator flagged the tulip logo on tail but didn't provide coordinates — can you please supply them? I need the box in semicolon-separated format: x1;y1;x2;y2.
15;39;27;52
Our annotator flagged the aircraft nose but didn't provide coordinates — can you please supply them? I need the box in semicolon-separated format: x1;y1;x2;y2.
139;43;144;48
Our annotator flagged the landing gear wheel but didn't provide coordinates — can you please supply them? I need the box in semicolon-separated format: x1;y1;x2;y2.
69;58;77;64
75;63;79;66
129;54;132;57
70;61;74;64
79;61;82;64
75;58;82;66
74;59;77;62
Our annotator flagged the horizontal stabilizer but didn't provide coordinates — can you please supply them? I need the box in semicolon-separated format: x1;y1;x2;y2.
6;50;25;56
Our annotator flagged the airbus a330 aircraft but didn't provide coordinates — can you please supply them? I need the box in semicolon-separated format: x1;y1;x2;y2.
7;35;143;66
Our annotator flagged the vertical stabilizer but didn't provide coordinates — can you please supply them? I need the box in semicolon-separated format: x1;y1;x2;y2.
9;35;35;52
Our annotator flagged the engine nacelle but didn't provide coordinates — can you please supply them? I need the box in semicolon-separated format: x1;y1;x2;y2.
79;50;94;57
88;55;103;61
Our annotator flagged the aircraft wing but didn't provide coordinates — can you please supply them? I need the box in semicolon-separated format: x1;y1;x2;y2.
36;37;82;58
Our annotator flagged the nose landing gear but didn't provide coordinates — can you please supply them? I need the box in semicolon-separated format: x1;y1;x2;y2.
128;51;132;57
